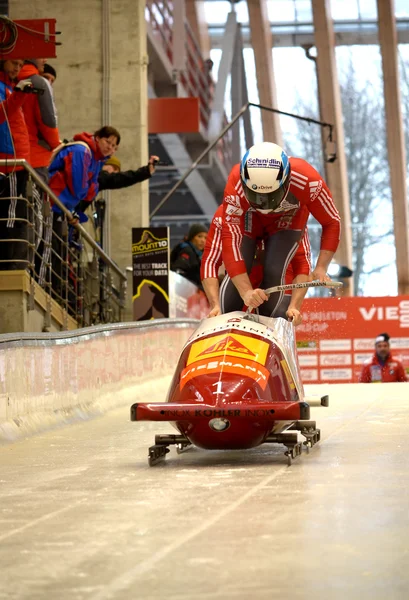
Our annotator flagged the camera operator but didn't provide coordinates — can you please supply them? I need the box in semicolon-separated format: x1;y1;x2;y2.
0;59;33;270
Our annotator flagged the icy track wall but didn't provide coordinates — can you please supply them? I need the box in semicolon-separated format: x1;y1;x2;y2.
0;320;198;443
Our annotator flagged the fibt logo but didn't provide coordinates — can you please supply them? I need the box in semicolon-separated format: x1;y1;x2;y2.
359;300;409;328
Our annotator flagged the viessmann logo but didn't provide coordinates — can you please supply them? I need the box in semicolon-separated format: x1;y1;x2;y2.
359;300;409;328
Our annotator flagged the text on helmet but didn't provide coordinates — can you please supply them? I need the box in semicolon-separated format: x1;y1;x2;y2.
247;158;281;168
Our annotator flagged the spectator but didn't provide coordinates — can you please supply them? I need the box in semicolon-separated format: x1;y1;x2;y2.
0;59;32;270
97;154;159;191
48;125;120;300
359;333;408;383
42;63;57;87
74;153;160;248
17;58;60;183
49;125;120;218
170;223;208;288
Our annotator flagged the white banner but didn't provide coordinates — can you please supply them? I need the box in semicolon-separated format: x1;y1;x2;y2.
320;368;352;381
354;353;372;365
319;339;352;351
299;355;318;367
320;354;351;366
301;369;318;381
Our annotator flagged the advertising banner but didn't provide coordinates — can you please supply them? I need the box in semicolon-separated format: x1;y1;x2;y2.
132;227;169;320
296;295;409;383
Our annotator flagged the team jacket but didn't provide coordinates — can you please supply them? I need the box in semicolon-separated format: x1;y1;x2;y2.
171;241;203;288
201;204;312;287
0;73;30;172
17;62;60;168
222;159;341;278
48;133;106;214
359;354;407;383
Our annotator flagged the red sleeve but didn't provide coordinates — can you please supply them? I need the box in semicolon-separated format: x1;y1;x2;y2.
290;158;341;253
397;362;408;382
0;90;26;124
221;164;249;278
201;205;223;280
289;229;312;277
359;363;371;383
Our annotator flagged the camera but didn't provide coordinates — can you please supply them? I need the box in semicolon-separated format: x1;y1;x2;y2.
325;140;337;163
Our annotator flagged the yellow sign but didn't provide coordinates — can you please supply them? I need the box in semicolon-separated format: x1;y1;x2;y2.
280;360;295;390
187;333;269;366
132;230;168;255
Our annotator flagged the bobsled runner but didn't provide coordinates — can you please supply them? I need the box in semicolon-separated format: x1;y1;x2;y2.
131;281;341;466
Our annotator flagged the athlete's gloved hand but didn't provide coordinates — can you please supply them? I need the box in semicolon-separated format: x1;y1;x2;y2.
208;305;221;318
311;267;332;283
243;288;269;309
286;307;302;327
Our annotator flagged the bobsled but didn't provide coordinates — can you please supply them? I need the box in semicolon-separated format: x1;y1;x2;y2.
131;282;339;466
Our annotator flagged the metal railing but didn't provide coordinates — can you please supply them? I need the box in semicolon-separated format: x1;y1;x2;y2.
145;0;214;130
0;160;127;329
150;102;334;219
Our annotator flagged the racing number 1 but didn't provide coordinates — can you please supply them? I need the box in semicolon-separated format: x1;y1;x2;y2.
212;381;223;395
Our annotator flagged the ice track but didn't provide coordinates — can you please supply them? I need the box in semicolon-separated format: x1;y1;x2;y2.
0;383;408;600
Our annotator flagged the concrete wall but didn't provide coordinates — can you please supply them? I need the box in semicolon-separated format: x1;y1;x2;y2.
0;271;78;334
0;319;197;442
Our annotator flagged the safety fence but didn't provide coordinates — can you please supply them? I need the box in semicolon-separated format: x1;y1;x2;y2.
0;160;127;329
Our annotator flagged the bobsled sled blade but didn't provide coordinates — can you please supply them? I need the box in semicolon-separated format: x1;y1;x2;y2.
304;395;329;407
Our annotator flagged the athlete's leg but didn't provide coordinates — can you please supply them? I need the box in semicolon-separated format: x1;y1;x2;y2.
219;235;258;313
260;229;302;317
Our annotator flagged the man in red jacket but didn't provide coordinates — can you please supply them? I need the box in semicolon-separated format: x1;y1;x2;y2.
0;59;32;270
17;58;60;183
221;141;340;316
359;333;408;383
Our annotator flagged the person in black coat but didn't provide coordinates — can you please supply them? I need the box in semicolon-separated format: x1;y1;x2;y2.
97;155;159;191
170;224;208;288
74;154;159;227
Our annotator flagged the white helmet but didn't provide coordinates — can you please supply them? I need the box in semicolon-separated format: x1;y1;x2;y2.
240;142;291;211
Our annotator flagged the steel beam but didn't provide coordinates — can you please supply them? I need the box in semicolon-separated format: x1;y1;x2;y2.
312;0;353;296
247;0;282;145
377;0;409;294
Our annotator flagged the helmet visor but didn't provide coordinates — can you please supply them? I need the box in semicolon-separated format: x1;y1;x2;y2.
242;175;291;211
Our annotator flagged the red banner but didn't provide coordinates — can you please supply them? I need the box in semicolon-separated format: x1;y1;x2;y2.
296;295;409;383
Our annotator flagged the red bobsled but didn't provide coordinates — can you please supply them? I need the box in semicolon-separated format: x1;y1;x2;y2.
131;310;329;466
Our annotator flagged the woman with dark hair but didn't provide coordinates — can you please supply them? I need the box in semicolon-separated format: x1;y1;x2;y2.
47;126;120;300
48;125;120;217
170;223;208;288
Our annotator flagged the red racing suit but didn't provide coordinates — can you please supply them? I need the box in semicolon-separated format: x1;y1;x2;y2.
359;354;407;383
201;203;312;287
221;159;340;278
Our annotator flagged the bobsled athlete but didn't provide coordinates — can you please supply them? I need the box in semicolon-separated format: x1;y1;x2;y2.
201;204;312;325
221;142;341;316
359;333;408;383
